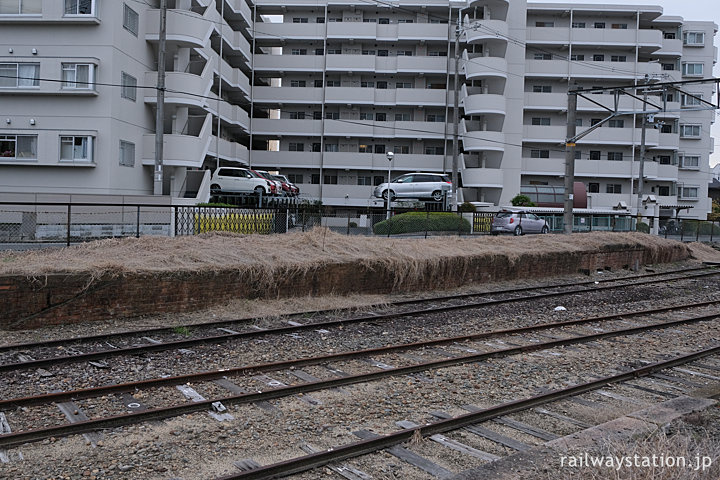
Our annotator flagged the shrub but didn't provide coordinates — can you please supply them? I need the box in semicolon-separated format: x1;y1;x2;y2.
196;202;236;208
458;202;476;212
636;222;650;233
373;212;471;235
511;194;536;207
348;221;358;228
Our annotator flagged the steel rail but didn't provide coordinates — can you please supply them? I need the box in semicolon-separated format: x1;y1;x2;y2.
0;264;712;354
2;269;718;373
1;299;718;410
214;344;720;480
1;309;718;449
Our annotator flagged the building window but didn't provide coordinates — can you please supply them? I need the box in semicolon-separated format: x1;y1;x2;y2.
290;80;306;87
684;32;705;45
534;53;552;60
426;114;445;122
575;151;581;159
288;174;303;184
572;22;586;28
327;48;341;54
658;185;670;196
324;144;339;152
658;155;672;165
589;150;601;160
396;51;413;56
588;183;600;193
359;112;372;120
607;152;623;161
313;111;322;120
608;119;624;128
0;135;37;159
594;22;605;29
119;140;135;167
662;63;676;71
374;144;385;154
357;175;372;185
532;85;552;93
315;48;324;56
60;136;92;162
378;18;389;24
358;144;372;153
393;145;409;154
325;112;339;120
680;155;700;169
680;124;701;138
682;63;704;76
660;124;673;133
378;50;389;57
575;119;583;127
397;19;414;24
363;18;377;23
664;32;676;39
593;54;605;61
530;149;549;158
376;81;388;89
121;72;137;101
292;17;308;23
311;143;321;152
62;63;94;89
375;113;387;121
289;112;305;119
316;17;324;24
610;55;626;62
0;63;39;87
123;4;139;36
361;50;375;55
680;186;699;199
606;184;622;194
535;21;554;27
425;146;444;155
394;113;411;121
291;49;307;55
64;0;92;15
326;80;340;87
611;23;628;29
570;54;585;61
591;118;602;126
327;17;342;22
428;51;447;57
0;0;41;14
531;117;551;126
681;93;703;106
360;81;374;88
313;79;323;88
289;142;304;151
311;174;320;184
323;175;338;184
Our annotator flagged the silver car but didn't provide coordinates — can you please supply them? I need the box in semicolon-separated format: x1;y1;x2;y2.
373;172;452;202
491;209;549;235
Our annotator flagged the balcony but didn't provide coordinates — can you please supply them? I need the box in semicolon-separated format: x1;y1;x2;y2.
253;86;324;104
464;92;506;116
656;132;680;150
462;168;504;187
526;27;661;49
461;120;506;152
523;125;660;147
253;54;325;72
207;136;250;165
253;22;325;42
325;55;375;73
464;20;508;44
464;54;508;80
219;59;251;97
252;118;323;137
526;60;661;80
146;9;211;48
144;67;211;108
249;151;445;172
142;114;212;168
657;38;683;56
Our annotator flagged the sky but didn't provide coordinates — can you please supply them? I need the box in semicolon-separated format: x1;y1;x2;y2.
576;0;720;167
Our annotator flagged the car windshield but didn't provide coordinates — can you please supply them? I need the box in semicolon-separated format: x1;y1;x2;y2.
496;212;514;218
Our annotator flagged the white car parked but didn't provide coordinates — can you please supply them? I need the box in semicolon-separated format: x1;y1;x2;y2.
210;167;273;195
373;172;452;202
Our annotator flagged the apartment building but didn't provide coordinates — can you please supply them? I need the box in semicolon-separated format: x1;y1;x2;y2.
0;0;716;220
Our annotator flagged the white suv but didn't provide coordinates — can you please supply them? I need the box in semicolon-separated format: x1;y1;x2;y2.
210;167;273;195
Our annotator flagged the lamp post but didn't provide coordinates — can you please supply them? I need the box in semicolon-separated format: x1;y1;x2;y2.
386;151;394;220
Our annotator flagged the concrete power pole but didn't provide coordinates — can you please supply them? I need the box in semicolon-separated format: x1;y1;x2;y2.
451;13;460;212
635;87;649;229
563;87;578;234
153;0;167;195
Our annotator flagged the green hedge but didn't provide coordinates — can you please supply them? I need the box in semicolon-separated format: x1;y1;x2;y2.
373;212;471;235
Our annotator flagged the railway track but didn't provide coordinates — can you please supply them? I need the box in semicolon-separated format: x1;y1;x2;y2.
1;264;718;478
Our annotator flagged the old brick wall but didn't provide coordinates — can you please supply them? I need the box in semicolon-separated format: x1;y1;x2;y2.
0;243;689;330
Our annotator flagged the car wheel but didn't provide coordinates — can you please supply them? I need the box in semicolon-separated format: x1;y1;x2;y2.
514;226;523;236
254;186;265;196
541;225;549;234
431;190;444;202
210;184;221;195
491;232;499;236
382;189;395;201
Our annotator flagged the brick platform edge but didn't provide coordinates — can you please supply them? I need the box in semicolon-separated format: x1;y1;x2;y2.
0;240;690;330
448;396;717;480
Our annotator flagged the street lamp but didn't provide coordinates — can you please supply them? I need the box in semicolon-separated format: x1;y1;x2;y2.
386;151;394;220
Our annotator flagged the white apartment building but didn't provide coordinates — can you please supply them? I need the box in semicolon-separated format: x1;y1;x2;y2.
0;0;716;220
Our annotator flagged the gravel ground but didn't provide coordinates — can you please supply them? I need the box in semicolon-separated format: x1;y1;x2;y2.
1;260;719;479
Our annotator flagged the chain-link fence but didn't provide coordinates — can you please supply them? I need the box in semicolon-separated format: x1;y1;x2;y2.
658;218;720;242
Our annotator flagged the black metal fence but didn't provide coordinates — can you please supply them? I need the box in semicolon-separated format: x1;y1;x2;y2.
1;201;718;247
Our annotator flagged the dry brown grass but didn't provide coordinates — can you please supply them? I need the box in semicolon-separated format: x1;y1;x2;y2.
0;230;702;278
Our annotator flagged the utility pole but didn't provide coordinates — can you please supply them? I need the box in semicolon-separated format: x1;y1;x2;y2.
215;0;225;170
153;0;167;195
451;10;460;212
563;86;578;234
635;86;649;229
